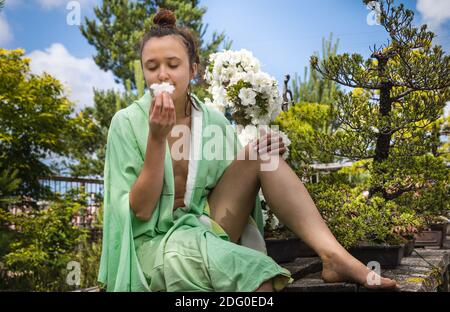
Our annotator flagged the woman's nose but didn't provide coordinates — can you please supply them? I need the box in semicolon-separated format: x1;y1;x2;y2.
157;67;170;82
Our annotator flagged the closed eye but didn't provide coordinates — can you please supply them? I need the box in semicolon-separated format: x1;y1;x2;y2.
147;64;178;71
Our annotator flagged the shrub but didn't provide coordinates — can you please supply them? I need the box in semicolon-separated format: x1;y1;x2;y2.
306;174;424;248
0;190;88;291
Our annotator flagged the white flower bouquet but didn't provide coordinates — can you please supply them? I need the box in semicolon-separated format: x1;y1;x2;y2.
204;49;291;160
204;49;294;235
204;49;282;126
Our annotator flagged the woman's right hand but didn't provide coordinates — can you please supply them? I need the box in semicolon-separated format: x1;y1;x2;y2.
149;92;176;143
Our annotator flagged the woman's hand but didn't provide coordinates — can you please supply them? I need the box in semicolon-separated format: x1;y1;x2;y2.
254;128;287;157
149;92;176;143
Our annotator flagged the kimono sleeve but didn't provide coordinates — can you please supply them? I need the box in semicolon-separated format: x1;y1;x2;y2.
97;110;150;292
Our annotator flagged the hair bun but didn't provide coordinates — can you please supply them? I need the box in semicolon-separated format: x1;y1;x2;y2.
153;9;176;28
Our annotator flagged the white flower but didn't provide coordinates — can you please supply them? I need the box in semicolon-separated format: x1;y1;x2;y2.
238;88;257;106
150;82;175;96
204;49;282;127
269;214;280;230
204;98;225;113
237;125;258;146
262;209;269;225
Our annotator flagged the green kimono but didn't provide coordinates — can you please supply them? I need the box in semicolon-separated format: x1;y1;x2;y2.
98;91;293;291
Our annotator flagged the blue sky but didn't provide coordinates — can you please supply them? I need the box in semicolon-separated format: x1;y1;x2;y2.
1;0;449;114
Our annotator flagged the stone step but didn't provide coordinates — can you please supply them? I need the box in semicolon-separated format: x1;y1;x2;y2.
283;271;358;292
281;249;450;292
280;257;322;281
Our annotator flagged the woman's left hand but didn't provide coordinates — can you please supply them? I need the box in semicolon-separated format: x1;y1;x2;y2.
254;128;287;157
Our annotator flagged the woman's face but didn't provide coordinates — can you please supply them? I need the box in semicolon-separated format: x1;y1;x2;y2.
141;35;197;105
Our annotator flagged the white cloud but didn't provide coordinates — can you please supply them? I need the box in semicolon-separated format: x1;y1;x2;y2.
0;13;13;46
27;43;123;110
417;0;450;30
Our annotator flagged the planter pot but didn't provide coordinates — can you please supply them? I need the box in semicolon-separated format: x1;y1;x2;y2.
414;230;443;248
347;244;405;269
429;222;449;234
403;238;415;257
297;239;318;257
265;237;318;263
429;223;449;246
265;237;302;263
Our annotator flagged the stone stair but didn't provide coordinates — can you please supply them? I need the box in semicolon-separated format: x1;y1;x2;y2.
281;244;450;292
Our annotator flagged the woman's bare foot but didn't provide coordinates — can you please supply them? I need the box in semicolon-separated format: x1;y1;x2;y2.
321;250;398;290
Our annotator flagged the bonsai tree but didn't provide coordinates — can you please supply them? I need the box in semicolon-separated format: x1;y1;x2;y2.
307;172;424;248
310;0;450;221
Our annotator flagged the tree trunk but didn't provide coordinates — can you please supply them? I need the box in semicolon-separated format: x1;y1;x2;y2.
370;57;393;199
373;85;393;163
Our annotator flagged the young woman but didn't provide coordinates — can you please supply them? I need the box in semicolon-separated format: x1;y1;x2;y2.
98;9;398;292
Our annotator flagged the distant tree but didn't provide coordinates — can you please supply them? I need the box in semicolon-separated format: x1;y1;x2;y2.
291;33;340;105
0;49;92;199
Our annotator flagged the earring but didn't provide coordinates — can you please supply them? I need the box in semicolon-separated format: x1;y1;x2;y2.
185;83;192;117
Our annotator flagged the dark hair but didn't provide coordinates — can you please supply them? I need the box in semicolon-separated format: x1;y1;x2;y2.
139;9;200;70
139;9;200;115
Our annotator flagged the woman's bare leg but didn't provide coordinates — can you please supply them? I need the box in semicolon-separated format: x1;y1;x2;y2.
254;279;274;292
207;144;397;289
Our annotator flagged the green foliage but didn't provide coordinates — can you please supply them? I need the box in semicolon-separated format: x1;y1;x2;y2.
310;0;450;204
306;173;425;248
291;33;340;105
388;161;450;224
72;238;102;289
80;0;229;89
0;190;89;291
273;102;336;174
0;48;91;198
0;168;21;211
0;165;21;262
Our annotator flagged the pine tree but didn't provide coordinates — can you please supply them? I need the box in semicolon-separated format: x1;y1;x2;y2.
291;33;340;105
311;0;450;202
